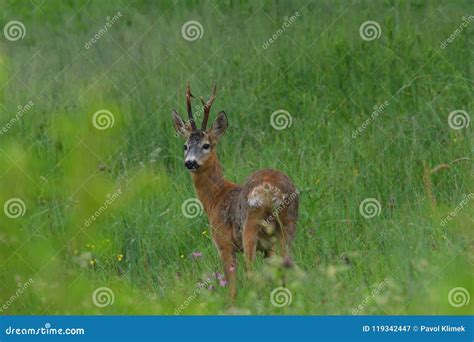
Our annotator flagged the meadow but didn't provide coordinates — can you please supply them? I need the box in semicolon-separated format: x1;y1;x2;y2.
0;0;472;315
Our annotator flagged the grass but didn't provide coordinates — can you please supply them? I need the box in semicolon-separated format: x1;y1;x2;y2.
0;0;472;315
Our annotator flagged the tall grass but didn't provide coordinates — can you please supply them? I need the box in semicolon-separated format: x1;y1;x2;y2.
0;0;472;315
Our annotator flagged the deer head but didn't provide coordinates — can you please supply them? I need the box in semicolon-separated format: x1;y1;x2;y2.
172;83;228;172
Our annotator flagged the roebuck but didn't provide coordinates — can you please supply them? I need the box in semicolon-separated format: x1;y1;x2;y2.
172;83;299;299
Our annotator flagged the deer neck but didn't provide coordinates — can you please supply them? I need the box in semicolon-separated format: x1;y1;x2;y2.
190;152;227;213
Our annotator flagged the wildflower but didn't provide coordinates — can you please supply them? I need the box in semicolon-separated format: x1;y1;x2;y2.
116;254;123;262
219;279;228;287
191;251;203;259
89;259;96;266
283;256;293;268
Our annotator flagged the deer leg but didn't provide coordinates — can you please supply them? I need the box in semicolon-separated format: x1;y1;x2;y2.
264;248;275;259
219;246;236;301
243;217;259;277
279;220;296;264
279;234;290;261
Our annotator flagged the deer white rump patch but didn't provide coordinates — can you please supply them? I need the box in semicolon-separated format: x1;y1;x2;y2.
247;183;285;208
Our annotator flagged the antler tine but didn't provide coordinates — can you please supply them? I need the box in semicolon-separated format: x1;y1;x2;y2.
186;81;197;130
201;84;217;130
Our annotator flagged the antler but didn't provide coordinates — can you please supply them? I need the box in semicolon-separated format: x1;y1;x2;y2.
186;81;197;130
200;85;217;130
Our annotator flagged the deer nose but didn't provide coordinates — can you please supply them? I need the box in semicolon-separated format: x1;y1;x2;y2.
185;160;199;170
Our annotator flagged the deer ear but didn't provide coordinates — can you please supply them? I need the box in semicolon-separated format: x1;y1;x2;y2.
172;110;191;138
211;111;228;138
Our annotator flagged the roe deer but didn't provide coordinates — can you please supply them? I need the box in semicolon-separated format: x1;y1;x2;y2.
172;83;299;299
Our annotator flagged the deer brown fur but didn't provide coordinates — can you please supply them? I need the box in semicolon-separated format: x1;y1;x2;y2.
172;83;299;299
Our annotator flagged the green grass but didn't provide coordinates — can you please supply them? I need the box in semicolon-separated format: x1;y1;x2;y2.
0;0;472;315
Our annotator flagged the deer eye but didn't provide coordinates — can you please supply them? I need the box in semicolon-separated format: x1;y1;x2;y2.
184;145;188;151
202;144;210;150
